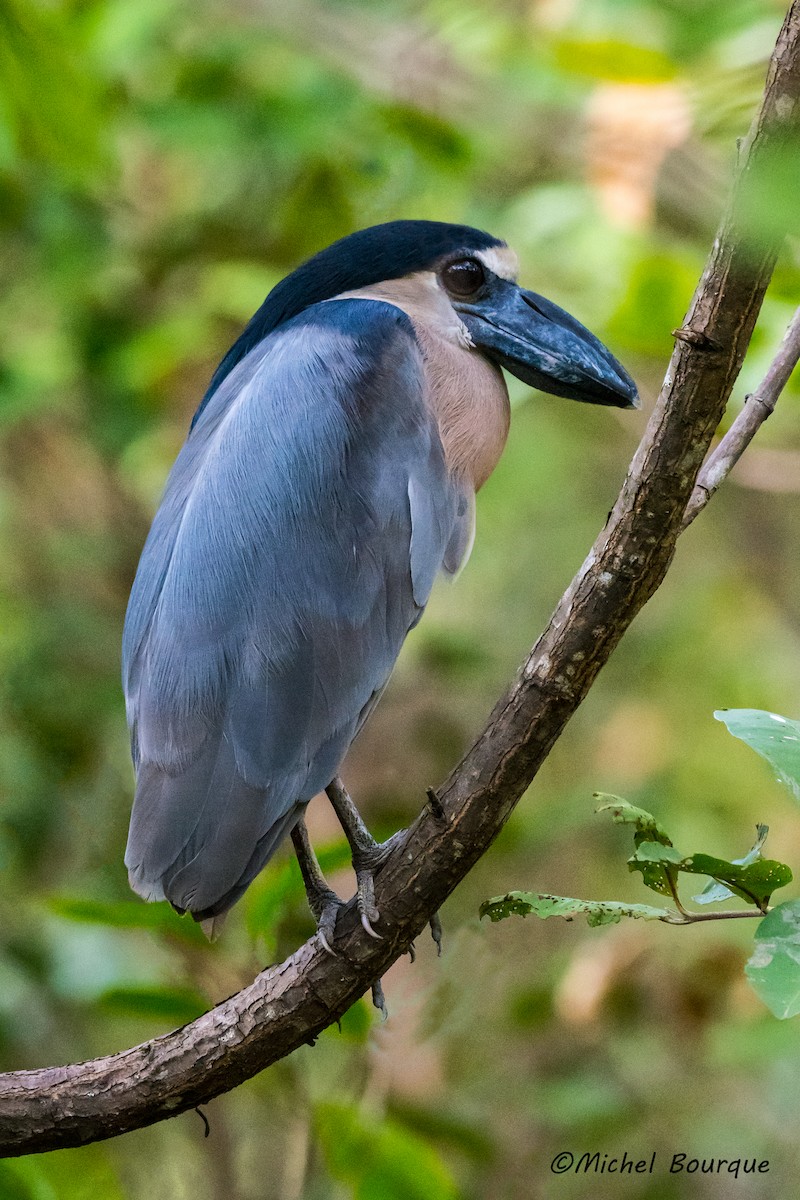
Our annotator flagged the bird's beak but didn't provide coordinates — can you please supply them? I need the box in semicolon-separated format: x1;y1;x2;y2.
458;282;639;409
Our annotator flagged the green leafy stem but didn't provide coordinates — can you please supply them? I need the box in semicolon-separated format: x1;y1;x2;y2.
481;798;791;928
481;709;800;1019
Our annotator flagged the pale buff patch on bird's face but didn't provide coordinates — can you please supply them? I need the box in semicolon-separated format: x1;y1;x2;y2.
475;245;519;281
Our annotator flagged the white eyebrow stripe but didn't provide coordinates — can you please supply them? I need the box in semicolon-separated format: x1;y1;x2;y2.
476;246;519;281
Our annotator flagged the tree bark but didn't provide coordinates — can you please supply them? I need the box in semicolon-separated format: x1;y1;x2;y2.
1;1;799;1158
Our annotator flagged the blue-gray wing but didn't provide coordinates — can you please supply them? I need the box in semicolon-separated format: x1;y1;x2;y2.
122;299;468;919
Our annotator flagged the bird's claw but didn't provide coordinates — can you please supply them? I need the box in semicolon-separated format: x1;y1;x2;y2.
371;977;388;1019
355;864;383;939
430;911;443;956
316;901;340;956
360;911;382;940
324;777;410;943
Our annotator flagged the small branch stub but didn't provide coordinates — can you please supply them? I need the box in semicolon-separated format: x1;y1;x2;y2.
672;325;723;351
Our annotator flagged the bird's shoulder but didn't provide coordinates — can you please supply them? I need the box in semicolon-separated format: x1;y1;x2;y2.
190;296;424;438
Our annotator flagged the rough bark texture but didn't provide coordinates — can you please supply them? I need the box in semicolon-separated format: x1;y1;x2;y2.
1;1;799;1159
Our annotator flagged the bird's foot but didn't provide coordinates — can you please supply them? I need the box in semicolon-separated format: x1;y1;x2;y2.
291;814;394;1016
313;895;342;957
352;830;405;939
325;777;406;940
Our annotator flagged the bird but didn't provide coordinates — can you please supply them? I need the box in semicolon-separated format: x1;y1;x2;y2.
122;219;638;946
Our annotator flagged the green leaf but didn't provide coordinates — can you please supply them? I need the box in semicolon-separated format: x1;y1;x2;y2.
628;843;792;908
693;825;769;904
736;135;800;251
714;709;800;802
607;252;702;357
595;795;674;847
0;1160;55;1200
627;841;684;897
202;261;282;322
0;1145;126;1200
479;891;668;927
245;861;301;942
0;0;111;180
677;854;791;908
387;1100;495;1164
315;840;356;877
315;1101;459;1200
746;901;800;1019
112;311;214;391
95;985;208;1025
379;104;470;166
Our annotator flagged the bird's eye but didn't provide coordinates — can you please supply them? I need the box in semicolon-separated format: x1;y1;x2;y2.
441;258;486;299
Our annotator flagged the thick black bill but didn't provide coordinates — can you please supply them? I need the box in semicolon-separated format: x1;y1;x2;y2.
458;282;639;409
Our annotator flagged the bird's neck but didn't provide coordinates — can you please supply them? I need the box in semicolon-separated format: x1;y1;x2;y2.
411;322;510;491
330;278;511;491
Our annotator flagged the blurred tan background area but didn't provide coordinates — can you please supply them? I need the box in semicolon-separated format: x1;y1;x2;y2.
1;0;800;1196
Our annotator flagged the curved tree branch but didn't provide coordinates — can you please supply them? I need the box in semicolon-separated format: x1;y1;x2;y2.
1;1;799;1158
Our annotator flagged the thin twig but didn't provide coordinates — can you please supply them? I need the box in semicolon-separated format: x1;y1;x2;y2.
683;305;800;528
661;907;766;925
663;866;766;922
665;870;692;919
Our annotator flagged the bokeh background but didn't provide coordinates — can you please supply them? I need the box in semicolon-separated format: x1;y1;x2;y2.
2;0;800;1196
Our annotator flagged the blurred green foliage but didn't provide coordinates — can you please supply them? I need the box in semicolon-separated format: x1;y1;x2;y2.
1;0;800;1196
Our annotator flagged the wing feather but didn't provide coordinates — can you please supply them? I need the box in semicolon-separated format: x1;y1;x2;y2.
123;299;464;918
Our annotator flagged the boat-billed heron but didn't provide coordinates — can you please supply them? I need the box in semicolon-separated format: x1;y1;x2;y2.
123;220;637;944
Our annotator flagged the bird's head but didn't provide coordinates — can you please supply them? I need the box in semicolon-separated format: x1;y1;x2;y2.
198;220;638;424
432;241;638;409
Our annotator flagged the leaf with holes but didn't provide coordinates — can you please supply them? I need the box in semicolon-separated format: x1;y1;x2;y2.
693;824;769;904
678;853;791;908
479;891;668;927
595;795;674;847
628;843;791;908
627;841;684;897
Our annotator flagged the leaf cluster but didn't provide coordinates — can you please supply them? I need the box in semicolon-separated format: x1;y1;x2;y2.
482;710;800;1019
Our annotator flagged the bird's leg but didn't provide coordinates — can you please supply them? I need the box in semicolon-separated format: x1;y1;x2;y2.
290;819;341;955
325;777;405;940
291;811;391;1016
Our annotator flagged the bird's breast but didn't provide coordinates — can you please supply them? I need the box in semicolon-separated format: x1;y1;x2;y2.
413;325;511;491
